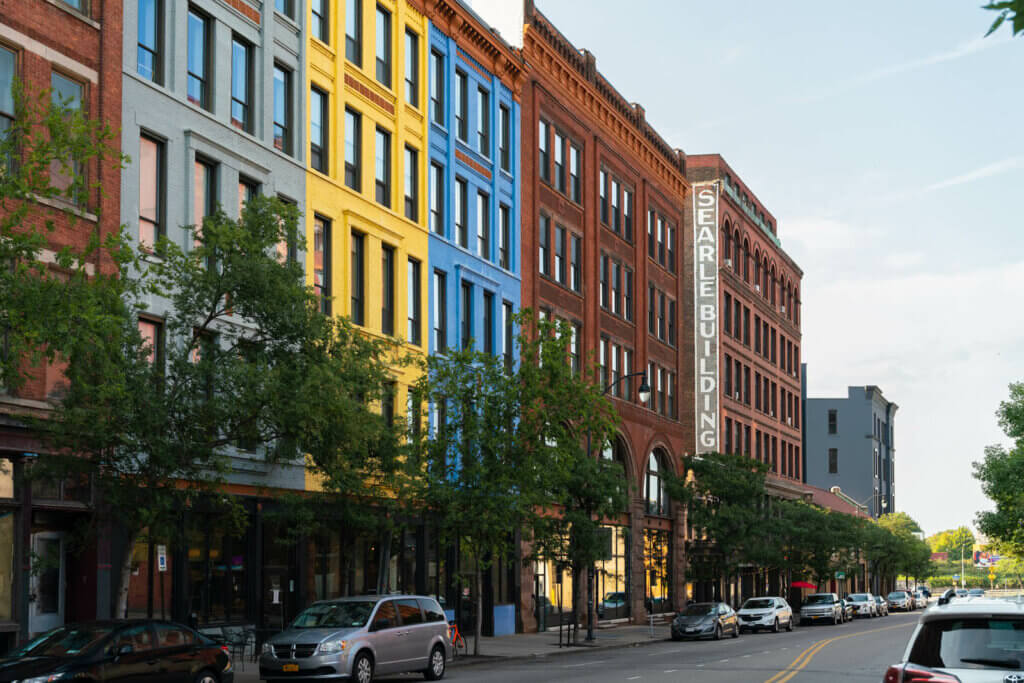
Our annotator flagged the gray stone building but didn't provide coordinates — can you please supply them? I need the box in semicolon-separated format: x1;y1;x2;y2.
119;0;309;627
802;367;897;519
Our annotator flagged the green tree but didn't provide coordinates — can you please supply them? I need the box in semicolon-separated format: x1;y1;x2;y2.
975;382;1024;556
933;526;975;561
984;1;1024;37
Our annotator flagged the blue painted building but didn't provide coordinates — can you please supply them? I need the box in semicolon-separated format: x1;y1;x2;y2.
426;19;521;367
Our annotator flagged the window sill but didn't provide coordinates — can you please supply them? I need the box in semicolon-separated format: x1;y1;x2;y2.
274;9;300;31
32;194;98;222
43;0;101;30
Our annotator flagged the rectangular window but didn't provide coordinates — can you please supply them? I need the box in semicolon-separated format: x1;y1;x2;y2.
724;355;732;398
138;0;163;84
460;282;472;349
238;177;258;215
666;224;676;273
503;301;514;370
647;362;656;411
455;178;467;248
455;71;468;142
316;0;331;45
230;36;253;132
50;73;83;196
657;215;666;266
610;178;620;233
648;285;655;335
404;146;418;221
569;234;581;293
828;448;838;474
599;338;608;388
139;135;164;249
275;0;294;17
482;291;494;354
407;258;421;345
186;9;211;107
433;270;447;351
658;292;666;341
724;292;732;334
0;47;13;149
538;120;549;182
668;300;676;346
828;409;837;434
193;158;216;242
273;65;292;154
499;105;511;172
599;255;609;309
554;225;566;285
668;372;676;419
499;205;510;270
553;131;565;193
476;192;490;260
429;162;444;235
647;210;655;258
623;188;633;241
743;308;750;345
569;322;580;375
600;170;609;224
611;261;621;315
350;231;365;325
375;5;391;87
314;216;331;315
375;127;391;206
538;214;550;277
405;30;418;107
311;88;329;174
622;348;633;398
622;266;630;321
381;245;395;335
138;318;164;366
610;343;620;397
477;88;490;156
430;50;444;124
569;144;581;203
342;107;362;187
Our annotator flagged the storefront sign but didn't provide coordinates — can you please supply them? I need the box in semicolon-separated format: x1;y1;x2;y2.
157;545;167;572
692;182;721;453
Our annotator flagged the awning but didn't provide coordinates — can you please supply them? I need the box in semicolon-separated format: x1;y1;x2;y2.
791;581;817;590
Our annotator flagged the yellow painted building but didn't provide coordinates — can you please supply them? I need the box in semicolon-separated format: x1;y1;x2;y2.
304;0;429;488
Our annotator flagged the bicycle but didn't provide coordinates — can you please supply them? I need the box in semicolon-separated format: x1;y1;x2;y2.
447;621;466;657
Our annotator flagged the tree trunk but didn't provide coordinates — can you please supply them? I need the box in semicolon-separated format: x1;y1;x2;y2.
474;566;483;656
115;529;138;619
570;567;581;645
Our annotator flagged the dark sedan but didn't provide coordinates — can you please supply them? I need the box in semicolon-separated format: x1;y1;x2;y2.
0;620;233;683
671;602;740;641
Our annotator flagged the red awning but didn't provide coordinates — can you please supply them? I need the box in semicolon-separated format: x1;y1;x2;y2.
791;581;817;589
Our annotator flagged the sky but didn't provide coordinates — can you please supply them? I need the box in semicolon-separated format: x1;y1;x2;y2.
493;1;1024;536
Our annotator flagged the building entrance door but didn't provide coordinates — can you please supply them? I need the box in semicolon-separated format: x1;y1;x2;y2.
29;532;65;635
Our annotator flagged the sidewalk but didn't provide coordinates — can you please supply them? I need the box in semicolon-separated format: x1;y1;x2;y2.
232;621;672;681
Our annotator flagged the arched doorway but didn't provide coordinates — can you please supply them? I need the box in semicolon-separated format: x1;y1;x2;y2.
644;448;672;615
597;438;631;621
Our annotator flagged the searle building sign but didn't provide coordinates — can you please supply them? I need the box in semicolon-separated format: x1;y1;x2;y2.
692;182;720;453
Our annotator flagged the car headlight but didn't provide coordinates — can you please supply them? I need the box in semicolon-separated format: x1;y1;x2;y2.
262;642;275;655
318;639;348;654
22;674;66;683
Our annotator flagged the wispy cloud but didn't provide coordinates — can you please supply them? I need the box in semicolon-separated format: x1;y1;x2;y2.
925;156;1024;192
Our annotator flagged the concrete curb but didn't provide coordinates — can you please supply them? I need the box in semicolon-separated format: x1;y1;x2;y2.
449;633;672;668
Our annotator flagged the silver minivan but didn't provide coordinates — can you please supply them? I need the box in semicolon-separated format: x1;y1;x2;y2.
259;595;450;683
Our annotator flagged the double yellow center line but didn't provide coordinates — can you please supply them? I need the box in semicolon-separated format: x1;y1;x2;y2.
764;622;912;683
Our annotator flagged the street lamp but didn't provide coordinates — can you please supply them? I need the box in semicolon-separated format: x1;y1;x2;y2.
584;370;650;642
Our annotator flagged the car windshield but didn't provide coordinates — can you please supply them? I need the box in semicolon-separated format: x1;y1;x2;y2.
969;589;985;594
909;618;1024;671
805;595;833;605
888;592;906;600
743;599;775;609
291;601;375;629
681;603;715;616
16;625;114;657
849;594;869;602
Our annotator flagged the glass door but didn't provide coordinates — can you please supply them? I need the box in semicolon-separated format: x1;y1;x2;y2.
29;532;64;635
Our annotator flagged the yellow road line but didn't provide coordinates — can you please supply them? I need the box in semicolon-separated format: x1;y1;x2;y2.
764;622;912;683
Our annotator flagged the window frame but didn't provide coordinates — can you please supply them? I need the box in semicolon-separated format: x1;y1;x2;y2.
314;215;331;315
138;133;165;250
374;126;391;207
429;49;444;124
138;0;164;85
407;257;421;346
476;87;490;156
375;5;392;88
404;145;418;221
350;231;365;325
310;87;329;174
230;35;254;133
381;244;395;336
405;29;419;107
272;64;293;155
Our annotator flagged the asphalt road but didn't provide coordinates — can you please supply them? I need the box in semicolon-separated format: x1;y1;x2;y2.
372;611;920;683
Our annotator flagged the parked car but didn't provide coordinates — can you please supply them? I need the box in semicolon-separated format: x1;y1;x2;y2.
954;588;968;599
737;597;794;633
839;598;855;622
913;589;929;608
887;590;914;611
845;593;877;618
0;620;232;683
874;595;889;617
670;602;740;641
967;588;986;597
597;591;628;620
259;595;450;683
883;595;1024;681
799;593;844;625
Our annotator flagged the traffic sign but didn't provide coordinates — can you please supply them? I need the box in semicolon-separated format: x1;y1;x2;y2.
835;571;846;579
989;572;996;581
953;574;960;580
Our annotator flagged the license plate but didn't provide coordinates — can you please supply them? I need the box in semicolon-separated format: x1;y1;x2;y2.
282;664;299;672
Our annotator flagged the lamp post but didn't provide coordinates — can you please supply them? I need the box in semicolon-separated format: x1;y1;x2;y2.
584;370;651;642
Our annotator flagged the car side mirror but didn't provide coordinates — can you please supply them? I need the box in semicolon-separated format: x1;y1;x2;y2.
938;588;955;606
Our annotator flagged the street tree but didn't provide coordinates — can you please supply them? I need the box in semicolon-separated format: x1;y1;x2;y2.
974;382;1024;556
984;1;1024;37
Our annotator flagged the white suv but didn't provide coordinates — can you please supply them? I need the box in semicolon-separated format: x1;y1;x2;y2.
883;593;1024;682
737;597;794;633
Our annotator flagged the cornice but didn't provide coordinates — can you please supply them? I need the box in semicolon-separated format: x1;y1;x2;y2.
425;0;526;97
524;14;688;201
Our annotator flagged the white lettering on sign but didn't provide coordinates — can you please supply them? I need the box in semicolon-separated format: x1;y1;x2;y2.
693;183;720;454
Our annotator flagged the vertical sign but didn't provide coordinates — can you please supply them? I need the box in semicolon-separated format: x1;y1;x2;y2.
693;182;720;454
157;545;167;572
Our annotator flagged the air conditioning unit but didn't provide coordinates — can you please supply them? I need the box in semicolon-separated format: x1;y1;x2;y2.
781;305;787;314
755;284;760;292
724;258;733;268
787;417;793;426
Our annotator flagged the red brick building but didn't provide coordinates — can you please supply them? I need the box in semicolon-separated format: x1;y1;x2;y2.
684;154;804;600
0;0;123;645
519;1;691;628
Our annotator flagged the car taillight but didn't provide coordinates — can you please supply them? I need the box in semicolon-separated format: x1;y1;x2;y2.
220;645;230;655
883;664;961;682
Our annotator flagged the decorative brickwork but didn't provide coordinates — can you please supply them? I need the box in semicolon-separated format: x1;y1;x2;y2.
454;148;491;181
344;73;397;115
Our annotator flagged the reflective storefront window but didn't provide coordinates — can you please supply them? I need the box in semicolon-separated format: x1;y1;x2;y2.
596;525;629;620
644;529;671;614
0;511;12;620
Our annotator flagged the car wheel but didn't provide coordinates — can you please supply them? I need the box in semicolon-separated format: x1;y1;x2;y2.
732;623;739;638
194;670;217;683
424;644;446;681
771;618;780;633
713;624;722;640
786;616;794;632
353;652;374;683
832;612;839;625
671;633;682;642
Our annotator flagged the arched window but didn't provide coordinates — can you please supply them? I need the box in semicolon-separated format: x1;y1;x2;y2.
754;250;761;288
770;266;777;305
645;450;668;516
603;437;630;511
722;227;732;267
742;239;750;282
733;230;741;267
762;258;769;297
